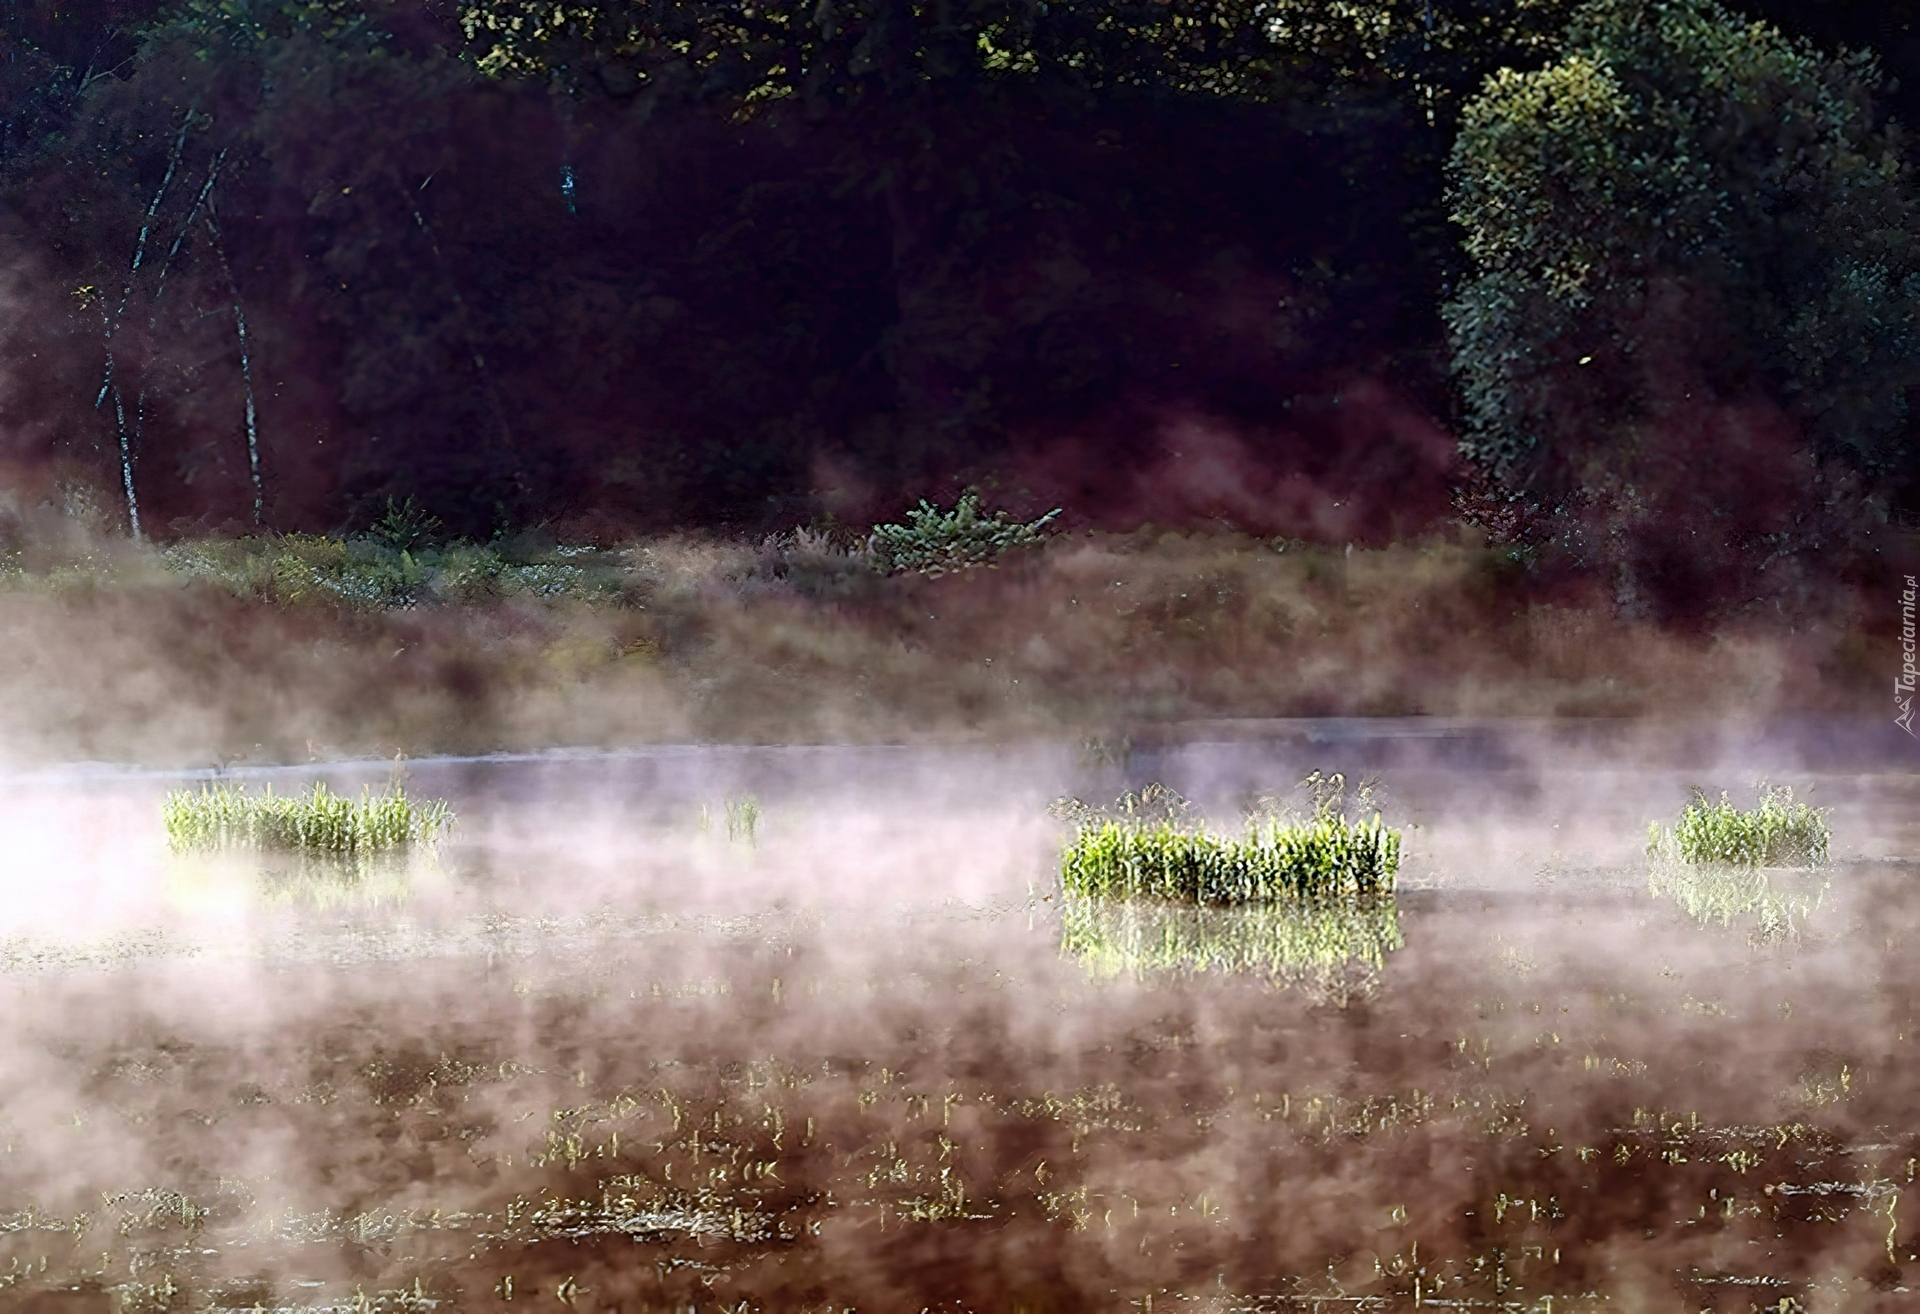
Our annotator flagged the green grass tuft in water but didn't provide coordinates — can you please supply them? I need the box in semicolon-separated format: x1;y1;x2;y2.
1647;787;1829;868
1060;814;1400;903
163;781;454;854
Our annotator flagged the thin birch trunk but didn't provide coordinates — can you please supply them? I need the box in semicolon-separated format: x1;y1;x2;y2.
97;111;195;539
129;149;228;518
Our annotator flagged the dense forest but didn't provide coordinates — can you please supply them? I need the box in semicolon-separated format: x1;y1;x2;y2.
0;1;1916;592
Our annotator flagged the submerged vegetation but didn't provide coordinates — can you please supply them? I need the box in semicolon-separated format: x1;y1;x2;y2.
1647;787;1831;868
163;781;454;854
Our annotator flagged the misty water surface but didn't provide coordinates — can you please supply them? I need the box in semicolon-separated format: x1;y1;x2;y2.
0;721;1915;1312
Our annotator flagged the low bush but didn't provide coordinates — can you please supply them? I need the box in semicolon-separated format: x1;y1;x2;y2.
1060;813;1401;903
161;534;627;609
867;491;1060;577
1647;786;1829;868
164;781;454;854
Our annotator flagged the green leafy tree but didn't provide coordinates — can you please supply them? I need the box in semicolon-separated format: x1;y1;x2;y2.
1444;0;1920;489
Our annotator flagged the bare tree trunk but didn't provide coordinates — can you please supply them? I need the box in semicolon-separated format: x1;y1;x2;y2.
129;149;228;523
96;110;195;539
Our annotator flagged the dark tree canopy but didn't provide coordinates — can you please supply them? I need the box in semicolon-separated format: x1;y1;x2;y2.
0;0;1913;539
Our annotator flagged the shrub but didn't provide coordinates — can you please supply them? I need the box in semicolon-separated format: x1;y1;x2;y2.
1646;786;1830;867
164;781;454;854
1060;814;1401;903
867;492;1060;577
1059;893;1403;985
369;496;445;553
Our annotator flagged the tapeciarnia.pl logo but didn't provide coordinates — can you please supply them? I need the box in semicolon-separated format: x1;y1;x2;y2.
1899;574;1917;737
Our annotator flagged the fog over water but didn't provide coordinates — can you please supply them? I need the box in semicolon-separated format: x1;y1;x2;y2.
0;720;1915;1311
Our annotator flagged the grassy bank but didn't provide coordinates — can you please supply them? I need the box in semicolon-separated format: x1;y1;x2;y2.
0;520;1897;765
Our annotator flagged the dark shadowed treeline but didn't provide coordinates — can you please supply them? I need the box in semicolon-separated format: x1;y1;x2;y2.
0;0;1915;553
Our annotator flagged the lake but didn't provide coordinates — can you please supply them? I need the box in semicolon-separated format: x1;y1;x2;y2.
0;720;1914;1311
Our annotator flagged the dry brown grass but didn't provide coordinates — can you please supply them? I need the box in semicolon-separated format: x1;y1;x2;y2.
0;527;1889;766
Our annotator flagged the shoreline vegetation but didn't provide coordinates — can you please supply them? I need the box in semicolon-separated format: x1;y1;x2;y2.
0;508;1901;767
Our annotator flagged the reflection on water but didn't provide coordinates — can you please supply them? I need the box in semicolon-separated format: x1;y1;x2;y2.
1648;858;1831;941
165;848;438;912
1059;892;1402;993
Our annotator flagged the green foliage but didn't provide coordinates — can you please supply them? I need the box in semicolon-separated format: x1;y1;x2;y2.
453;0;1352;106
1059;893;1403;985
164;780;454;854
1060;814;1400;903
161;534;625;608
1445;0;1920;483
1646;786;1830;867
696;794;761;845
867;492;1059;577
725;794;760;845
370;496;445;553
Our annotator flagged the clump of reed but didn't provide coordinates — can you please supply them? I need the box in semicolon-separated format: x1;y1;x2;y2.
1060;894;1403;986
1060;814;1400;902
696;794;761;845
1054;773;1401;908
163;781;453;854
1646;786;1830;868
